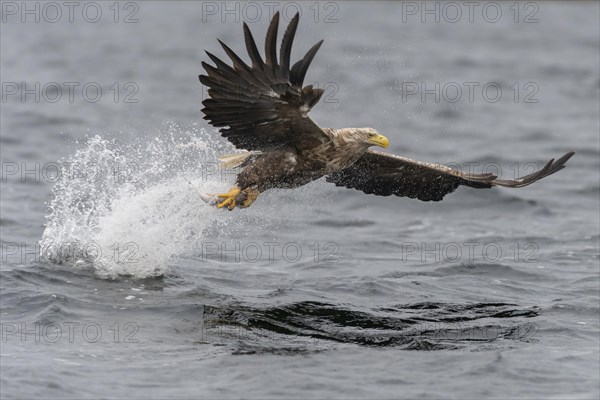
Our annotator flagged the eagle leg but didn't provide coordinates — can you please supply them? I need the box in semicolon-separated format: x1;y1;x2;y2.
238;187;260;208
216;186;241;210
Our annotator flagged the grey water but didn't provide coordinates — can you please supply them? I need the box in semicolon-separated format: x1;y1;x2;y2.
1;2;599;399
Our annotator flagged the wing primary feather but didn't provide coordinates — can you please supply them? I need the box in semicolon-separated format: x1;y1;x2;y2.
200;62;238;86
217;39;268;88
290;40;324;87
491;151;574;188
203;51;246;86
204;51;235;74
279;12;300;79
217;39;251;72
265;11;280;75
243;23;264;70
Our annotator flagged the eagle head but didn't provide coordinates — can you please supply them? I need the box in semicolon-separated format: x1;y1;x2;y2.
339;127;389;149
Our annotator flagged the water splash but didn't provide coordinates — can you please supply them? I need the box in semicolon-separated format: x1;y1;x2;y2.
40;123;237;278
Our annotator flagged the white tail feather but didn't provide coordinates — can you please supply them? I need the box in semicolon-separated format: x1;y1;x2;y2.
218;152;258;169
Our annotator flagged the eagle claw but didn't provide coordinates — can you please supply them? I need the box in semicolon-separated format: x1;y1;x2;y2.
216;187;241;210
214;187;260;210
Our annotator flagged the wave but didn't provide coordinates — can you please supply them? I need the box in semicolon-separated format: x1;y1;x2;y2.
198;301;540;351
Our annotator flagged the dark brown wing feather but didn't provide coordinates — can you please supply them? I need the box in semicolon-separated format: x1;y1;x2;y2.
326;150;575;202
199;12;329;151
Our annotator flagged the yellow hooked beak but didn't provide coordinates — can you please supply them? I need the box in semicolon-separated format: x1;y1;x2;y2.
369;134;389;148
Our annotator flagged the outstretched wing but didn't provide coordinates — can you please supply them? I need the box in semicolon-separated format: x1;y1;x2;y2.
326;150;575;202
199;12;331;151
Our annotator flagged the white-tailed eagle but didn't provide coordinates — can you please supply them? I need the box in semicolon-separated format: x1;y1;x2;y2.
199;12;573;210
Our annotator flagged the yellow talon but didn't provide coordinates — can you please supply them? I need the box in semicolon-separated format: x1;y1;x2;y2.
213;187;260;210
216;197;234;209
216;187;241;210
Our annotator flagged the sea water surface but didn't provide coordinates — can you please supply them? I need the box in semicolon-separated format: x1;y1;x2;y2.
1;2;599;399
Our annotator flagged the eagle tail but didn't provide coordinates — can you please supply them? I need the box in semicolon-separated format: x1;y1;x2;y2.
218;152;258;169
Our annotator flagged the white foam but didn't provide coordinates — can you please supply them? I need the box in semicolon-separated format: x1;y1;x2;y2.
40;123;236;278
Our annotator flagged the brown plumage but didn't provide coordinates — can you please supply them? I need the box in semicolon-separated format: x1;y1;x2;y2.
199;12;574;210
